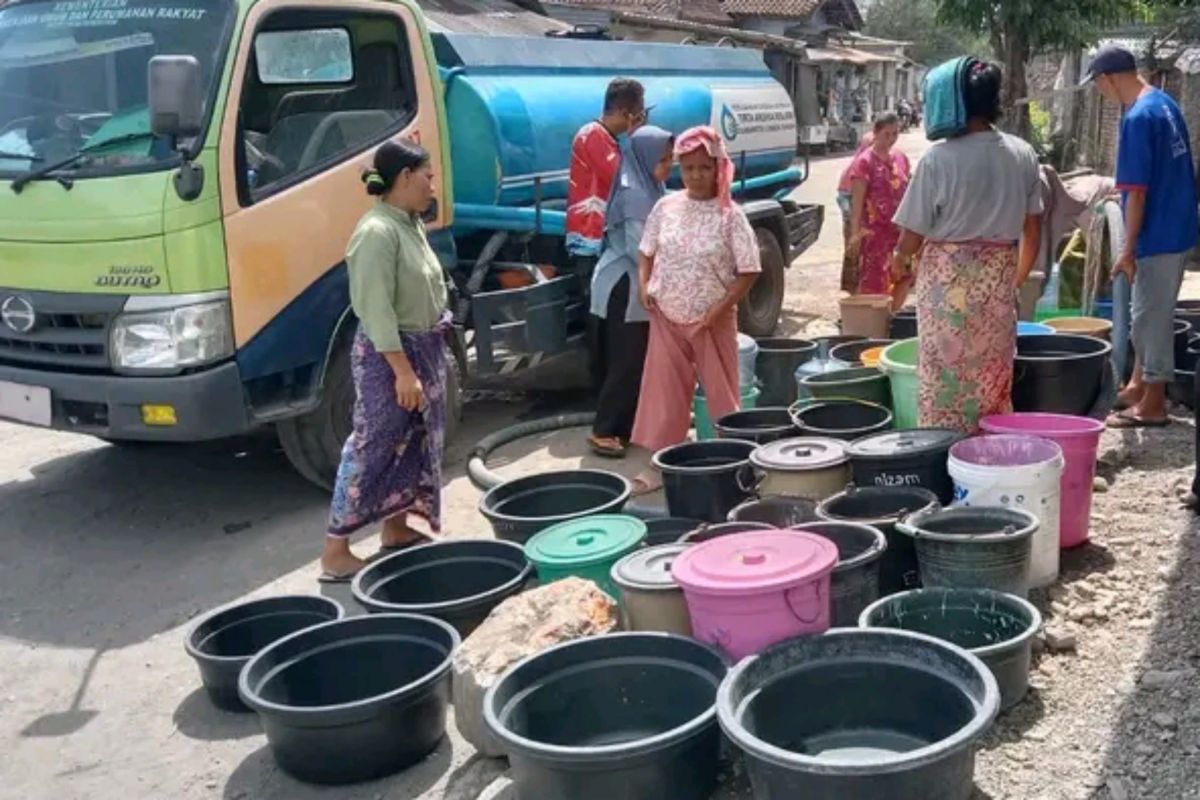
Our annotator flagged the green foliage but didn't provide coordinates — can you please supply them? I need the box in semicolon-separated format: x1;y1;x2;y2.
863;0;989;65
1027;101;1052;154
934;0;1143;53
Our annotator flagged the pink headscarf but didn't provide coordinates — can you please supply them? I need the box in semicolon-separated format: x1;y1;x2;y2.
674;125;736;209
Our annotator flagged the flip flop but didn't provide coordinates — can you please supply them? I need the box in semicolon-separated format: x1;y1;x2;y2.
1106;410;1170;429
318;568;360;585
588;435;627;459
372;535;434;561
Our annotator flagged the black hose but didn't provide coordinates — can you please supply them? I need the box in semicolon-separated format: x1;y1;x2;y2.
467;412;597;491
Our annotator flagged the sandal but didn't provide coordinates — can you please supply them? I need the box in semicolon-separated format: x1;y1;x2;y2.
588;435;627;459
318;568;361;584
1106;410;1170;429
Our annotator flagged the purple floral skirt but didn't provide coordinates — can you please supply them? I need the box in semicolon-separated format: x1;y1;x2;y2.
326;319;450;537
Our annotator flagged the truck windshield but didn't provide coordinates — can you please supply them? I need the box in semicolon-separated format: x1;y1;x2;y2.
0;0;232;180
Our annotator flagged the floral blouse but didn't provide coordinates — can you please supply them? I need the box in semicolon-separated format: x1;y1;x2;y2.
639;192;762;325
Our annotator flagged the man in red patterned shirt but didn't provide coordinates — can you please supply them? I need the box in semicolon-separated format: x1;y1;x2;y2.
566;78;647;268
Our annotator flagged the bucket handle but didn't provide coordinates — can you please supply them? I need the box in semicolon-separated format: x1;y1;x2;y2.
784;582;824;625
894;518;919;539
736;463;764;494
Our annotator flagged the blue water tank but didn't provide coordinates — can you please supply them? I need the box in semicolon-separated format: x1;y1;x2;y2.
434;34;798;208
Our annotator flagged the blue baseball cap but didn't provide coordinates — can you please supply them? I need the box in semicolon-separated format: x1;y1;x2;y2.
1081;44;1137;84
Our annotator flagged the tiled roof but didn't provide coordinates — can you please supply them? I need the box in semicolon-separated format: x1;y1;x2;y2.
545;0;732;24
719;0;822;18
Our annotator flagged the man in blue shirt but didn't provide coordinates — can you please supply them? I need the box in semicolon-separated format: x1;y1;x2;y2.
1085;45;1199;427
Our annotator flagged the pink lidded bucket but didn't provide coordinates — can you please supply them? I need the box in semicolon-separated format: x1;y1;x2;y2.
981;413;1104;549
671;529;838;661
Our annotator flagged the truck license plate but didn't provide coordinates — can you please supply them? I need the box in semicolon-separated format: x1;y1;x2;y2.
0;380;51;427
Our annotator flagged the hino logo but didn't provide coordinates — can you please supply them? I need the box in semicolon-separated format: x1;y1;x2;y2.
0;295;36;334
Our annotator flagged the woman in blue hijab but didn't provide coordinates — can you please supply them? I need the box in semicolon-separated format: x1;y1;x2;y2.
588;125;674;457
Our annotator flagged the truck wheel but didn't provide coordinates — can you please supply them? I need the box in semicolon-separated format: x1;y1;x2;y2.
278;341;465;492
278;341;355;491
739;227;786;338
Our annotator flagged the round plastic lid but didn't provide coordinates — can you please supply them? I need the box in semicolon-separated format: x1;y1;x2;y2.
751;437;849;471
671;529;838;596
611;544;689;591
848;428;963;459
525;515;647;567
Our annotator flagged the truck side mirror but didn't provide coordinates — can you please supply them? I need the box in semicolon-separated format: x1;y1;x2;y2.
148;55;204;146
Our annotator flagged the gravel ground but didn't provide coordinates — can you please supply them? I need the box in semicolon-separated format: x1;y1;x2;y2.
4;132;1200;800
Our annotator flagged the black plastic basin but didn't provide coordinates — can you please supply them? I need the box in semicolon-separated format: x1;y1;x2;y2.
1170;367;1197;410
717;630;999;800
1174;318;1194;365
653;439;758;523
791;400;893;441
828;338;894;366
795;521;888;627
352;540;532;637
480;470;631;544
727;495;819;528
816;486;940;596
715;407;798;444
1012;334;1112;416
860;589;1041;711
644;517;706;547
486;633;728;800
678;520;774;545
239;614;458;785
185;595;344;712
756;338;819;407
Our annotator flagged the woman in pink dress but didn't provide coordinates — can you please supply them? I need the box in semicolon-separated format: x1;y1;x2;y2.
847;112;910;295
629;126;762;494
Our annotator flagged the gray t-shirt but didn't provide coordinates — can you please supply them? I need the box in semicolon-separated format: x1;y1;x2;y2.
893;130;1044;243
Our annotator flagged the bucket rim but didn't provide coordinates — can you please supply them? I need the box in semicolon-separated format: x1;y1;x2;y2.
1016;332;1114;361
185;594;346;664
652;439;758;475
857;588;1042;659
715;628;1000;775
896;506;1039;544
790;520;888;572
815;485;941;526
979;413;1105;439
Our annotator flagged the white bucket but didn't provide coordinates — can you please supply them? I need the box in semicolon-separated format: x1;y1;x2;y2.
948;435;1065;589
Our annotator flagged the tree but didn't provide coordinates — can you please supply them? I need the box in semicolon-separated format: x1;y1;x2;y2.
934;0;1141;140
864;0;988;67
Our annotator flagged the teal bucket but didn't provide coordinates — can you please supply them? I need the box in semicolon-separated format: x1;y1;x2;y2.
695;385;761;440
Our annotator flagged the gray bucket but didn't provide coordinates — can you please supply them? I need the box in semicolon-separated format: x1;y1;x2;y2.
794;521;888;628
895;507;1036;597
797;366;891;408
859;588;1042;711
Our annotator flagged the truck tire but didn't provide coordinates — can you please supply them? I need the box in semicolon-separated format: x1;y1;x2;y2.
739;227;786;338
277;342;464;492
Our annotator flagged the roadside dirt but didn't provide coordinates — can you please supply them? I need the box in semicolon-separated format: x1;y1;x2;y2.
2;131;1198;800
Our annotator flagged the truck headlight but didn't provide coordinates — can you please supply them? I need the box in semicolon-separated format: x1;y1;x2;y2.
111;300;234;371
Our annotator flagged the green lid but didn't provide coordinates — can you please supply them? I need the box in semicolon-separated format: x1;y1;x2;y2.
524;515;647;568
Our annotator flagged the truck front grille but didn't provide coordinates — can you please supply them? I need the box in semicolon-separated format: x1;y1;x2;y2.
0;290;126;372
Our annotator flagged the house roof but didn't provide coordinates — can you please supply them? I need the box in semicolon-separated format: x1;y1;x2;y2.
418;0;572;35
722;0;861;25
544;0;732;24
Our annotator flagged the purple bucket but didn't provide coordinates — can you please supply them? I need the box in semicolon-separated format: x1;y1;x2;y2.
981;413;1104;549
671;529;838;661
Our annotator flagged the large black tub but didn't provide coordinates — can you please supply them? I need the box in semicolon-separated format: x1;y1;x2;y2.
715;407;798;444
828;338;894;366
717;630;999;800
486;633;728;800
644;517;706;547
239;614;458;784
352;540;532;637
794;521;888;627
480;470;631;544
186;596;344;712
653;439;758;523
727;495;819;528
816;486;939;596
678;520;774;545
1012;334;1112;416
847;429;964;505
791;399;893;441
756;338;819;406
890;308;917;340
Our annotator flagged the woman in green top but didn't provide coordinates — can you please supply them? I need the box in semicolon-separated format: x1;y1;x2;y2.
320;140;451;583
